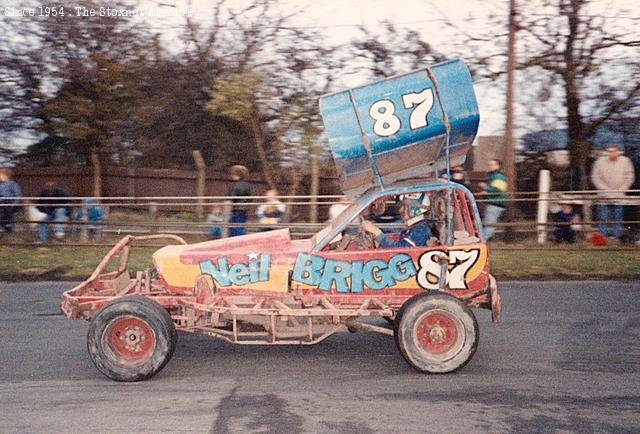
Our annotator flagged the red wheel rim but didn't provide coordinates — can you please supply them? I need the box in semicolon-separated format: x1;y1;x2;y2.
103;316;156;366
414;310;461;356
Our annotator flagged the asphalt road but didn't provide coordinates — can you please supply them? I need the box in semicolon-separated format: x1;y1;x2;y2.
1;281;639;433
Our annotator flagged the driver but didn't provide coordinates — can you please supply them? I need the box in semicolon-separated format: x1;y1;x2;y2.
361;195;431;248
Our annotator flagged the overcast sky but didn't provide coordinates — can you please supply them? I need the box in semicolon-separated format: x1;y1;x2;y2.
153;0;638;138
137;0;508;135
4;0;637;151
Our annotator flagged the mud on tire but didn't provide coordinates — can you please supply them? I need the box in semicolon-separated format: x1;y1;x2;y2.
395;293;478;374
87;296;177;382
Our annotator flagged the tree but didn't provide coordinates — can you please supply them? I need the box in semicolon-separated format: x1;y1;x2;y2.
0;0;154;195
351;21;447;79
0;10;46;164
392;1;639;193
201;0;337;196
129;58;259;171
514;0;639;189
2;0;339;196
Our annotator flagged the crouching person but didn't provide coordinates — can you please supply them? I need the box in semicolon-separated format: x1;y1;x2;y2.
36;181;69;243
552;202;581;243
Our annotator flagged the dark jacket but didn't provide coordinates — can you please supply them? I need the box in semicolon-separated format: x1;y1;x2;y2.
376;219;432;248
227;180;251;214
36;187;69;217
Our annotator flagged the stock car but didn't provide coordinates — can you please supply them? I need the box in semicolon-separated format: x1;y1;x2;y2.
61;58;501;381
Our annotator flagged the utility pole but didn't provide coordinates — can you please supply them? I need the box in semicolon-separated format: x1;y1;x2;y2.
505;0;518;217
192;150;206;221
309;143;319;224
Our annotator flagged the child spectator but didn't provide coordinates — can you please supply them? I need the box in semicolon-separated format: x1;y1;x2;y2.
256;189;286;231
74;199;104;238
227;165;251;237
206;204;225;238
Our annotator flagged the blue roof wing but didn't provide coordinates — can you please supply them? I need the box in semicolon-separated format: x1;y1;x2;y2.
319;58;479;199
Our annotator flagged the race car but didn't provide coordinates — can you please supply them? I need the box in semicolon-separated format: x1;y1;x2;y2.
61;58;501;381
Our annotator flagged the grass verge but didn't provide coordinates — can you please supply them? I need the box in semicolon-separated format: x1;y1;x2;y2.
489;247;640;279
0;246;158;281
0;241;638;281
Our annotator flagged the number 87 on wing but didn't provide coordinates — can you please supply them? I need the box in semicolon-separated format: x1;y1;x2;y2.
354;69;447;156
319;59;479;196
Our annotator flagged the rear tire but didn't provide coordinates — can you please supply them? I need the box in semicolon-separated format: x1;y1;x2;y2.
87;296;177;382
395;293;478;373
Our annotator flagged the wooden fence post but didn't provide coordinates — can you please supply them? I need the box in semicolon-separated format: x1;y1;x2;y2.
79;202;89;243
192;150;206;221
149;202;158;232
91;147;102;198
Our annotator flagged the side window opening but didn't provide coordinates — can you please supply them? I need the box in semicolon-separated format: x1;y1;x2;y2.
452;188;481;244
323;188;486;252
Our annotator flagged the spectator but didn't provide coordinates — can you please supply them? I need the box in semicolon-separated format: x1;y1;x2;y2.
482;159;508;240
256;189;286;231
36;181;69;243
227;165;251;237
206;204;225;238
328;196;350;222
590;144;635;240
450;165;471;191
0;168;22;232
552;202;581;243
73;198;104;238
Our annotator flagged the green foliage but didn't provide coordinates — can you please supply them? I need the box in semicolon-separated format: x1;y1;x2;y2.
1;0;331;179
207;72;264;124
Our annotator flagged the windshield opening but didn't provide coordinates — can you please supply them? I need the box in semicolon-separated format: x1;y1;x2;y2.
311;200;361;248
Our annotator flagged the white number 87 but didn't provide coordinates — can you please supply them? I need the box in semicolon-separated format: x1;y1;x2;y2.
368;88;435;137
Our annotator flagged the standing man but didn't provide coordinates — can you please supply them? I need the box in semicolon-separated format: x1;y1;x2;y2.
0;168;22;232
227;165;251;237
483;159;508;240
36;181;69;243
590;144;635;240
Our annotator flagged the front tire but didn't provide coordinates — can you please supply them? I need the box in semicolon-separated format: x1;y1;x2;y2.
395;293;478;373
87;296;177;382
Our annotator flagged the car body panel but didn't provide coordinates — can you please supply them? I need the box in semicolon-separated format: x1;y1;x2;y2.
151;182;490;301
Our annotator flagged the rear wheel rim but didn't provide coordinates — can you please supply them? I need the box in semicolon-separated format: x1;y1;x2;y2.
413;309;464;361
103;316;156;366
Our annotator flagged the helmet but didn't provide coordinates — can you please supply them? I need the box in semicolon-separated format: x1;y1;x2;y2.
400;193;429;219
